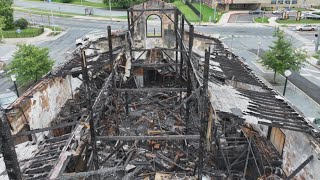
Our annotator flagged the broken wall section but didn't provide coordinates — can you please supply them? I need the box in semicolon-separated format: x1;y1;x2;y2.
6;75;81;143
131;0;176;50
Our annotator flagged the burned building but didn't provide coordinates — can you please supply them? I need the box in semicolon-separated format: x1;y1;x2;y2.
1;0;320;179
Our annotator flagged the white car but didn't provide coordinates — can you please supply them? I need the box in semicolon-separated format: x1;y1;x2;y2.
296;24;318;31
272;10;283;14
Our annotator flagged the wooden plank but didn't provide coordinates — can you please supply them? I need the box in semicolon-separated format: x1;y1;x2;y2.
96;135;200;141
132;8;176;12
60;166;124;179
13;121;78;137
115;88;187;93
132;63;176;68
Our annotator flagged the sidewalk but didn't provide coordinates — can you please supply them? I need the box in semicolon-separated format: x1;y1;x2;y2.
200;11;249;26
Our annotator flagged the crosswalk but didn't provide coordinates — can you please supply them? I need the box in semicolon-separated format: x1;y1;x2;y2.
220;34;274;39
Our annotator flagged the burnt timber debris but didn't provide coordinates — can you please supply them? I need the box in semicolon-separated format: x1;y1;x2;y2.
1;0;320;179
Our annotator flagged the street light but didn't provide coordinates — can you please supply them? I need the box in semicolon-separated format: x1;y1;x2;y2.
256;41;261;59
11;75;19;97
283;70;292;96
109;0;112;21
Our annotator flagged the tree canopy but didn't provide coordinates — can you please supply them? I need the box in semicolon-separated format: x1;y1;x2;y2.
7;44;54;84
260;28;307;83
0;17;5;40
0;0;14;30
103;0;143;9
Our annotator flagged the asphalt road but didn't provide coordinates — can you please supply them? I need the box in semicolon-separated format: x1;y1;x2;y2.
14;0;127;17
3;10;320;117
14;12;127;30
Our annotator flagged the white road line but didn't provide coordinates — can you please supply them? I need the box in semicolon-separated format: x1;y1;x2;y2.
302;68;320;74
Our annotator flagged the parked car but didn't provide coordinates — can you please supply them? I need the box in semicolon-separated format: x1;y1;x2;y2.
272;10;283;14
302;13;320;20
249;9;265;15
295;24;318;31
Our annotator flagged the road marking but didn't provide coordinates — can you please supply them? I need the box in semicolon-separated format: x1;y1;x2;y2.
302;67;320;74
220;35;273;39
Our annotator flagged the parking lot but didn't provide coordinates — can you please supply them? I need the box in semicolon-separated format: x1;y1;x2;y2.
228;13;278;23
286;26;319;42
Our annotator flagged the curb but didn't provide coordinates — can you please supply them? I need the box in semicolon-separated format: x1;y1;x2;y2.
72;16;127;22
21;0;126;11
2;28;67;45
306;59;320;70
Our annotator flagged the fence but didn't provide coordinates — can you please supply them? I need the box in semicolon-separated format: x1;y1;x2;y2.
3;27;44;38
185;1;203;19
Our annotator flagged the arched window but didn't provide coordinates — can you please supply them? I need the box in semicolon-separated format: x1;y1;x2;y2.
146;14;162;38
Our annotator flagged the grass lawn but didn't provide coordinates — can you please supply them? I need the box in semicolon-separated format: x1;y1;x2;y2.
173;1;199;22
14;7;73;18
276;19;320;24
290;7;310;11
192;3;222;22
2;27;44;38
14;7;127;19
254;17;269;23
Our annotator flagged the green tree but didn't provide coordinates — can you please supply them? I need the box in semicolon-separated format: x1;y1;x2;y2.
314;50;320;65
14;18;28;29
0;17;5;41
261;28;307;83
103;0;143;9
0;0;14;30
7;44;54;84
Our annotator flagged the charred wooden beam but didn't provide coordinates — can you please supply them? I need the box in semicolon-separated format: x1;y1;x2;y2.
96;135;200;141
179;15;185;104
108;26;113;67
59;166;124;180
134;50;146;62
186;25;194;133
132;63;176;68
132;8;176;12
115;88;187;93
258;121;311;133
132;48;187;52
81;49;99;170
0;108;22;180
175;10;179;81
198;48;210;179
286;155;313;180
13;121;78;137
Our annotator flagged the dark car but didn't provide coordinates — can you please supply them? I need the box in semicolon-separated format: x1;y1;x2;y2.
249;9;265;15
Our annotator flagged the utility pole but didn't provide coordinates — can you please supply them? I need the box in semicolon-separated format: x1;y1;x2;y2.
199;0;202;25
51;10;56;32
256;41;261;59
289;0;292;10
109;0;112;21
212;0;217;23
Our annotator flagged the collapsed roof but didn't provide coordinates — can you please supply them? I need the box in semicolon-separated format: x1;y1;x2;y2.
1;0;320;180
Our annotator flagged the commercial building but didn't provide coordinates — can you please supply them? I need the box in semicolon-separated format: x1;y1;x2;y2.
200;0;320;11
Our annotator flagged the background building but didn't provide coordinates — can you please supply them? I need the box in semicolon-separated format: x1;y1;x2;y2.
197;0;320;11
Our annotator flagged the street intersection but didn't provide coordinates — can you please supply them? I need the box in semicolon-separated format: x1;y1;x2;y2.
1;0;320;119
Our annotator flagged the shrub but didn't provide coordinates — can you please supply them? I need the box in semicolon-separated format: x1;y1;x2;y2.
61;0;72;3
14;18;28;29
